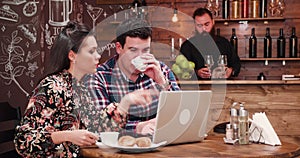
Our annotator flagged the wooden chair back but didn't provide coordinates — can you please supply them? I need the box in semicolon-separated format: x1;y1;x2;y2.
0;102;21;157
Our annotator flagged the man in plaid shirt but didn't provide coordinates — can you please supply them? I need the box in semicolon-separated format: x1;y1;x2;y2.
86;18;180;136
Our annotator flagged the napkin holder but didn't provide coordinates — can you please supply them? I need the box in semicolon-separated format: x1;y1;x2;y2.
249;112;281;146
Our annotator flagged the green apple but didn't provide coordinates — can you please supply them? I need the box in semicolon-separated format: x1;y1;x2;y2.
175;54;187;65
179;60;189;69
181;72;192;79
188;61;195;70
171;64;182;75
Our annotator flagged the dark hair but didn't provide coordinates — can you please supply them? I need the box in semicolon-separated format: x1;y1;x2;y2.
116;18;152;48
193;8;213;20
44;21;93;77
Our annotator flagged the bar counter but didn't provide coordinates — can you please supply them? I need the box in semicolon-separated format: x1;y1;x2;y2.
177;80;300;85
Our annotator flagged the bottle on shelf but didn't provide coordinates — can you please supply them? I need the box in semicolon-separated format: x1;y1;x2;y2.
250;0;259;18
249;28;257;58
277;28;286;58
230;28;238;55
264;27;272;58
222;0;230;19
232;0;240;19
241;0;249;18
260;0;267;18
289;27;298;58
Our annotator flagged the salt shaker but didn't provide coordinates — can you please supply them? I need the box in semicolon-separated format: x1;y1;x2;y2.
226;124;233;140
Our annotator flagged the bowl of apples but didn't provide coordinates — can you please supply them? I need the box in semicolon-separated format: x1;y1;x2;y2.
171;55;195;80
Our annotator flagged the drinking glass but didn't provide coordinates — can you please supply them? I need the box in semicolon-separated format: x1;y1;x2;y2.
218;55;227;67
205;55;214;74
218;55;227;78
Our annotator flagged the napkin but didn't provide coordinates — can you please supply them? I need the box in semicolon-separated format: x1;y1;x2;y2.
249;112;281;146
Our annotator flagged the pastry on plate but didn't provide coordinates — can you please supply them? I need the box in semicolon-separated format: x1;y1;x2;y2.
118;135;136;147
135;137;152;147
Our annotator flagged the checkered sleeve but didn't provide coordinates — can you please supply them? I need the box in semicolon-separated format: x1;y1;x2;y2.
161;62;181;91
86;72;110;110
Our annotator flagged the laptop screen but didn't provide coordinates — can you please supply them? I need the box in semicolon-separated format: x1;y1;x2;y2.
152;90;212;145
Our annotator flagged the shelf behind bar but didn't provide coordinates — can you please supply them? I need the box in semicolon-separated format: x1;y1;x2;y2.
177;80;300;85
214;17;285;22
159;58;300;62
240;58;300;61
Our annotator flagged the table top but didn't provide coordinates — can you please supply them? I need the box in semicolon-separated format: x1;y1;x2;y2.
81;135;300;157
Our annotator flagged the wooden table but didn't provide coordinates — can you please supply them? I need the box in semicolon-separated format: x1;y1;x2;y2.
81;135;300;157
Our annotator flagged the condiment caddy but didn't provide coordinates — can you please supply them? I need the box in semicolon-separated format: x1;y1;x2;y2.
224;102;250;145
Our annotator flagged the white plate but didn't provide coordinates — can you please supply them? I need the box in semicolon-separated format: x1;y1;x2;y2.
96;141;167;153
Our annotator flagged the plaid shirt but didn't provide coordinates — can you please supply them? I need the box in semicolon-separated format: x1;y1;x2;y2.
85;55;180;135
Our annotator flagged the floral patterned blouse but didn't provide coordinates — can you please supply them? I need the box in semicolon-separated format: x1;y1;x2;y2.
14;70;126;157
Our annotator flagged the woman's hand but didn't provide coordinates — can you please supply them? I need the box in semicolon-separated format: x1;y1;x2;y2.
51;130;99;146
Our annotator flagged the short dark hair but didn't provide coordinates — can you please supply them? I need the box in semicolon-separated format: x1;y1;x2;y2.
193;8;213;20
45;21;93;77
116;18;152;48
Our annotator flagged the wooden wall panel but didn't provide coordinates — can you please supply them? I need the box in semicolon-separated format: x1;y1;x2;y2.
145;0;300;80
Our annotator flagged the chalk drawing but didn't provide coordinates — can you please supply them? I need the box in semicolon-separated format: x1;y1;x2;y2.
17;24;37;43
49;0;72;26
23;1;39;17
1;25;5;32
2;0;26;5
0;5;19;22
85;2;103;30
25;50;40;62
0;30;29;96
98;42;115;56
25;61;38;78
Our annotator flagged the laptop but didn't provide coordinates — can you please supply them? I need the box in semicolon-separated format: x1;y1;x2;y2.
152;90;212;145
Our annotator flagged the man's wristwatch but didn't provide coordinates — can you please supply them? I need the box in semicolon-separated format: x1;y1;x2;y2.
159;78;171;90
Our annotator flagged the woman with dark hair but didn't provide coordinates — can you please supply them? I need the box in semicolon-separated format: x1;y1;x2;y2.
14;21;130;157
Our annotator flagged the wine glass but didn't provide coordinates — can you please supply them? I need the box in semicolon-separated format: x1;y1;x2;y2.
205;55;214;74
218;55;227;67
218;55;227;78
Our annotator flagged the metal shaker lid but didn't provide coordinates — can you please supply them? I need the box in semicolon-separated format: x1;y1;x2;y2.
230;108;237;116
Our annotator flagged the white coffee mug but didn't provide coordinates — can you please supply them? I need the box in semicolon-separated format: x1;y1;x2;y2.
100;132;119;146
